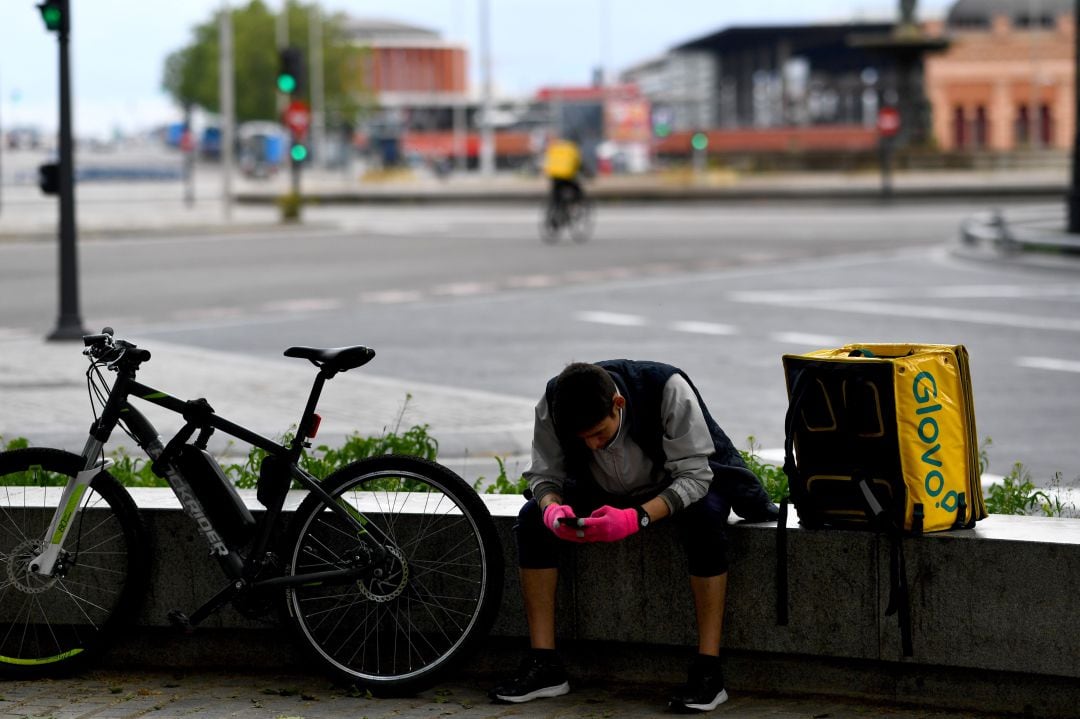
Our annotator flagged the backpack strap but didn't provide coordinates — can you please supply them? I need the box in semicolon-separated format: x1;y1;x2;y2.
777;367;812;627
776;496;789;626
883;530;914;657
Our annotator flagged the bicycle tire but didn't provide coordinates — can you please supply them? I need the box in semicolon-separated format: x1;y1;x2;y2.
539;203;561;244
0;448;150;677
281;454;503;695
568;199;594;243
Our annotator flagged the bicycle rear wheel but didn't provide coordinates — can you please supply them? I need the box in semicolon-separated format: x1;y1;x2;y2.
282;455;503;695
0;448;149;676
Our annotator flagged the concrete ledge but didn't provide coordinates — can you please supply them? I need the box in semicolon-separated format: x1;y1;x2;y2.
7;490;1079;716
233;182;1068;206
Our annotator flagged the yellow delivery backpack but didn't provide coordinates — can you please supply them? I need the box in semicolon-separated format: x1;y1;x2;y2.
776;343;987;656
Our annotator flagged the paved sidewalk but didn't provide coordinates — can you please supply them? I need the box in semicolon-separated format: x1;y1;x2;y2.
0;669;1002;719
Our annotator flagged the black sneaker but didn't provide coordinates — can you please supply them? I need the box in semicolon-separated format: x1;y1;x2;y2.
489;654;570;704
668;658;728;712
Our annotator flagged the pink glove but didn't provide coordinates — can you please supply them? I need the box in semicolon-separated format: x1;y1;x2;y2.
543;503;588;543
581;505;640;543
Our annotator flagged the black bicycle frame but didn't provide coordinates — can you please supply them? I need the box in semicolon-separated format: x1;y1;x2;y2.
83;364;386;593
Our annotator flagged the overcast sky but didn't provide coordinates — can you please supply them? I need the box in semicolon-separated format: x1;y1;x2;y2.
0;0;954;137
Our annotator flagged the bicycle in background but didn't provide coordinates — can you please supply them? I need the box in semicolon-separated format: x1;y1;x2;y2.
540;183;595;244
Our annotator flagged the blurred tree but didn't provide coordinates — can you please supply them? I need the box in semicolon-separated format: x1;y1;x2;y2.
162;0;367;125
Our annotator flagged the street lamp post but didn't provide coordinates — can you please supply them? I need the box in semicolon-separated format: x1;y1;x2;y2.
479;0;495;176
46;0;87;340
1066;0;1080;232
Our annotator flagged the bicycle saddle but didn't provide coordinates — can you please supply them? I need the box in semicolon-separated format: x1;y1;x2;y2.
284;345;376;373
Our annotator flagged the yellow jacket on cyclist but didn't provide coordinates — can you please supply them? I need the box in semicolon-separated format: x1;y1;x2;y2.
543;139;582;181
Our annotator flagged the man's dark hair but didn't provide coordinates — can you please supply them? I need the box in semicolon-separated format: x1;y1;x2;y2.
551;362;617;435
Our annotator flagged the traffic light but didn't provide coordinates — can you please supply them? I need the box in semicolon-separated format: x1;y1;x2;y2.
290;142;308;163
37;0;64;33
691;132;709;152
38;162;59;195
277;46;304;95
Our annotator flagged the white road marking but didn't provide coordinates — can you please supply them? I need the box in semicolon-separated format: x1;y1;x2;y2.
260;298;342;313
505;274;558;289
731;284;1080;333
359;290;425;304
576;311;647;327
1017;357;1080;374
741;297;1080;333
771;332;843;347
671;320;738;336
431;282;498;297
733;284;1080;304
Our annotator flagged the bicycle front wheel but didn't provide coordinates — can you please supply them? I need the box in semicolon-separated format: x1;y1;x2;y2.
568;199;594;243
539;202;561;243
0;448;149;677
282;455;504;695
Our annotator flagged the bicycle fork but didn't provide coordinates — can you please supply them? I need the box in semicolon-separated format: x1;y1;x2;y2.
29;438;109;577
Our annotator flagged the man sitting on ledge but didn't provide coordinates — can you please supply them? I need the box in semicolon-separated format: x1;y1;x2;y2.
489;360;778;713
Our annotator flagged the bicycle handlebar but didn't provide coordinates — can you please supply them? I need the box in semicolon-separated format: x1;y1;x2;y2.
83;327;151;366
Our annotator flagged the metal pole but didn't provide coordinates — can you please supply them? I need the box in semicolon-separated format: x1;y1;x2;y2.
276;2;288;116
220;3;234;221
0;70;4;216
48;0;86;340
183;105;195;207
309;5;325;168
1067;0;1080;232
479;0;495;176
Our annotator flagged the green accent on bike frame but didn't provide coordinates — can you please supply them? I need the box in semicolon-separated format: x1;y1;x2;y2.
52;485;87;543
336;498;368;527
141;391;169;400
0;647;83;665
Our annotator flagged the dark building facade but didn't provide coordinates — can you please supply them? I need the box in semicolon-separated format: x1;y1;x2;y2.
677;23;898;130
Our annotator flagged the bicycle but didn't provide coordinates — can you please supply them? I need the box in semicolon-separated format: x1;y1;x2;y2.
0;328;504;694
540;183;594;244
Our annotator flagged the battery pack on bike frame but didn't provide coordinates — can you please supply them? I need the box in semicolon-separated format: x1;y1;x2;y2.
175;445;256;550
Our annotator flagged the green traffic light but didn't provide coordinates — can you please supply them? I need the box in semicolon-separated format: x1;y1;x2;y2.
277;74;297;94
290;144;308;162
655;123;672;138
38;2;62;31
691;132;709;151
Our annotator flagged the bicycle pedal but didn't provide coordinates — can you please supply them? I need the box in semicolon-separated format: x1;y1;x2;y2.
167;609;195;635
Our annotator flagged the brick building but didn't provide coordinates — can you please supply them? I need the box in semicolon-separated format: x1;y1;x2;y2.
924;0;1075;151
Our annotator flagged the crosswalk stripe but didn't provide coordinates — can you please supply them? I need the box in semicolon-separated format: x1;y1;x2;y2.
671;321;737;335
1016;357;1080;374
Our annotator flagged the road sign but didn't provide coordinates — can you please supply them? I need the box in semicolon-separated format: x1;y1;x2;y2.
282;100;311;138
877;106;901;137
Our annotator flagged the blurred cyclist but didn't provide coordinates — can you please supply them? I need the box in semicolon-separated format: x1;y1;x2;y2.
542;136;584;211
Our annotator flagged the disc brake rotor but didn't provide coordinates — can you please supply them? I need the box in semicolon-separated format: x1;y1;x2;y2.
6;539;60;593
356;545;408;603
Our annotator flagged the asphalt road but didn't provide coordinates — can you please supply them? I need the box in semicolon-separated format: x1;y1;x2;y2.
1;201;1077;485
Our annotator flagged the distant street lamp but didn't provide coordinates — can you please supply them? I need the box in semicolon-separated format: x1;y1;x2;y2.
1067;0;1080;233
39;0;88;340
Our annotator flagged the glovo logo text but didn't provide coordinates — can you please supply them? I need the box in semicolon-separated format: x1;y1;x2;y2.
912;371;959;513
